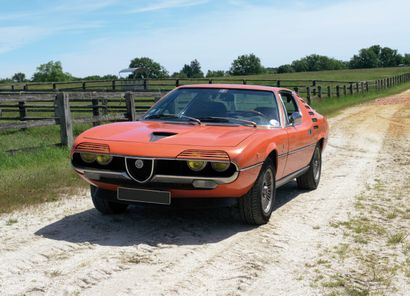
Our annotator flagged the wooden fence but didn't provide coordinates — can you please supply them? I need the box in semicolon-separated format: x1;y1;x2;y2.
0;91;159;148
1;72;410;150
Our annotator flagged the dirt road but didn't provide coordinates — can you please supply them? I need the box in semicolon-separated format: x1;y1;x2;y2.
1;91;409;296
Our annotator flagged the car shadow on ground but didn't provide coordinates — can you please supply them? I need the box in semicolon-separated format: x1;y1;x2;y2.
36;181;301;247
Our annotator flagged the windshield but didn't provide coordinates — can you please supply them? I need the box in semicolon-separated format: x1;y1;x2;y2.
143;88;280;127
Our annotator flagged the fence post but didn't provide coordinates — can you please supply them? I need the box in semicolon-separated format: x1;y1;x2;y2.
243;80;247;85
349;83;353;95
336;85;340;97
306;87;311;105
23;84;28;91
360;82;364;93
312;80;317;96
355;82;359;94
55;92;73;147
11;84;15;91
327;86;331;97
125;92;136;121
209;79;213;84
91;98;100;127
18;101;27;121
176;79;180;87
143;79;148;90
317;86;322;98
365;82;369;92
112;80;116;91
53;83;57;91
294;87;299;94
343;85;347;96
276;80;281;87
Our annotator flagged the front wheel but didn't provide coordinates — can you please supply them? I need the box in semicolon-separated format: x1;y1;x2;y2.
239;160;276;225
90;185;128;215
297;144;322;190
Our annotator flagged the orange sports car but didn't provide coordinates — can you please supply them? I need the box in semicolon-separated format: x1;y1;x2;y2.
71;84;328;224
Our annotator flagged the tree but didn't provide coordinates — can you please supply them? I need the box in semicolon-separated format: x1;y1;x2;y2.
380;47;403;67
206;70;226;78
129;57;168;79
277;64;295;73
32;61;72;82
404;54;410;65
12;72;26;82
290;55;346;72
179;59;204;78
229;54;265;75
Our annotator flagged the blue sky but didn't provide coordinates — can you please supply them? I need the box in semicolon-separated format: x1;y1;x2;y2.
1;0;409;78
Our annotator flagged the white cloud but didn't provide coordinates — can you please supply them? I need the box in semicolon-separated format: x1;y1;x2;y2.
0;26;52;54
129;0;208;13
53;0;118;13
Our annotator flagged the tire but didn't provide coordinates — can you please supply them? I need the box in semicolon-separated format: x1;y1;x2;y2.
297;144;322;190
90;185;128;215
239;159;276;225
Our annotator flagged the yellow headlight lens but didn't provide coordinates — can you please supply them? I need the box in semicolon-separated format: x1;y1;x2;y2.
80;153;97;163
96;154;113;165
186;160;207;171
211;162;230;172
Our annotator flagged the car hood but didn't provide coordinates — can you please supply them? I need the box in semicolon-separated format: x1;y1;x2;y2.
83;121;255;147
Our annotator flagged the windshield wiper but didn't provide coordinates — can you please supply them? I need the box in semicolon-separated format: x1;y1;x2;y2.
144;114;201;125
198;117;257;127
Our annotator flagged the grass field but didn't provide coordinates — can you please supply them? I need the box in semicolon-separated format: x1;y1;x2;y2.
225;66;410;81
1;66;410;92
1;69;410;213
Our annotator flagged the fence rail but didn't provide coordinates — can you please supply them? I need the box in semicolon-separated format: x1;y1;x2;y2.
1;73;410;150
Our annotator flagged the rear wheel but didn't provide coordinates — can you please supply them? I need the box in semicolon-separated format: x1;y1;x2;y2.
90;185;128;214
239;160;276;225
297;144;322;190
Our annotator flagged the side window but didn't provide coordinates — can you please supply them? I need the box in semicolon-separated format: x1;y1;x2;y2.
280;92;300;125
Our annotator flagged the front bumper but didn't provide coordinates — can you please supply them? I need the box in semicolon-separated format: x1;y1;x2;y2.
75;164;261;198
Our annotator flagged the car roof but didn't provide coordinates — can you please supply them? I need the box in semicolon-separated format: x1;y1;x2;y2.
178;84;286;92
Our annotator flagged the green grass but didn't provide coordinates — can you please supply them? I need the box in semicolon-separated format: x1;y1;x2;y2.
227;66;410;81
1;66;410;92
0;127;90;213
311;81;410;116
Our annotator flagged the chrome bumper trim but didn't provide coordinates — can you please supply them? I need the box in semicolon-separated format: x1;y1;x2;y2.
75;168;238;185
150;172;239;185
239;162;263;172
77;168;132;180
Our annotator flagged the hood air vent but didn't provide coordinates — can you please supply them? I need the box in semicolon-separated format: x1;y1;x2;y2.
150;131;177;142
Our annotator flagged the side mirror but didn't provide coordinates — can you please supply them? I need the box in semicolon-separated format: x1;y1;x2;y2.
289;112;302;126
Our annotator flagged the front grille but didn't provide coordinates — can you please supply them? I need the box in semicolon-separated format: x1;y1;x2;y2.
125;158;154;183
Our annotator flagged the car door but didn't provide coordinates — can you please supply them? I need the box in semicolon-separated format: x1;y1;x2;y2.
279;91;315;176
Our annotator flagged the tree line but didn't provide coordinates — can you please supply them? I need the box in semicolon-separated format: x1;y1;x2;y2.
1;45;410;83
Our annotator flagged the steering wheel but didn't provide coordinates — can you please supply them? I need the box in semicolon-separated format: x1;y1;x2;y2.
233;110;266;118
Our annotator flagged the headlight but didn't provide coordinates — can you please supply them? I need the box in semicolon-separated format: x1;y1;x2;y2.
186;160;207;171
96;154;113;165
211;162;230;172
80;153;97;163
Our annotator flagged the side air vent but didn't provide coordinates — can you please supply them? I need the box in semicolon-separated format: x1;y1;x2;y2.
76;142;110;153
150;132;177;142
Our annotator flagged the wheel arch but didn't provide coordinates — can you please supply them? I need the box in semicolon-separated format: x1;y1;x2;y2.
265;149;278;177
